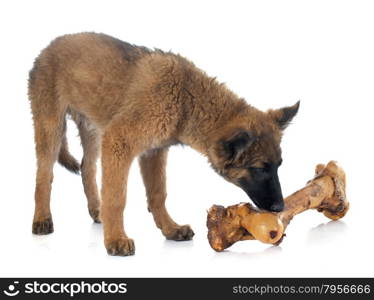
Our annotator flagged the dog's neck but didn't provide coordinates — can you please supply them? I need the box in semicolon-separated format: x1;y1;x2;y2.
178;67;252;156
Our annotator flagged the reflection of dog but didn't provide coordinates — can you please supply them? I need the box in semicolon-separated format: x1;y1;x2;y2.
3;282;20;297
29;33;299;256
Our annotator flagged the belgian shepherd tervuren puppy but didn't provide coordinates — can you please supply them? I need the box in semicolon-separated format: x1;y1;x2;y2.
29;32;299;256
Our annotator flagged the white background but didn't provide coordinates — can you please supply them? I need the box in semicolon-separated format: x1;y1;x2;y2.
0;0;373;277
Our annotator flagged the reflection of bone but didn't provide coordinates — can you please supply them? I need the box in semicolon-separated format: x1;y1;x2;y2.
207;161;349;252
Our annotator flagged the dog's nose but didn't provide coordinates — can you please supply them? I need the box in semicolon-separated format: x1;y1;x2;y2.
269;201;284;212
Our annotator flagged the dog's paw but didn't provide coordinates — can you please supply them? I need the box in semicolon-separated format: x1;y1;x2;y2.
165;225;195;241
105;238;135;256
89;207;101;223
32;217;54;235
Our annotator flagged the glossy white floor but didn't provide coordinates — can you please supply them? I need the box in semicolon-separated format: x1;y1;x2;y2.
1;0;373;277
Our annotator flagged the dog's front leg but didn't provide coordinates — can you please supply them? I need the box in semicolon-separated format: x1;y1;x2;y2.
139;148;194;241
101;130;135;256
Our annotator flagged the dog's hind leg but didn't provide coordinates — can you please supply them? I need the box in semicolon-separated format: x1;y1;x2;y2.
30;89;66;234
139;148;194;241
72;113;101;223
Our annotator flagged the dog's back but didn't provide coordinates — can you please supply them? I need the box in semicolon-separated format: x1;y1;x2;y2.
29;33;154;125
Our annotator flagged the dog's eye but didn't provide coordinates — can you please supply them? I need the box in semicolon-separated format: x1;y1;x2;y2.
249;167;266;174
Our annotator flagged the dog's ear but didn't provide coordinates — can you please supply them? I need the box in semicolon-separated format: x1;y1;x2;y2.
268;101;300;130
221;130;255;161
208;129;255;170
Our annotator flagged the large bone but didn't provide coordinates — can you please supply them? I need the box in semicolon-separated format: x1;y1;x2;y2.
207;161;349;252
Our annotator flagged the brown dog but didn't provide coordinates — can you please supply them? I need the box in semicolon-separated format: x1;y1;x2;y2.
29;32;299;256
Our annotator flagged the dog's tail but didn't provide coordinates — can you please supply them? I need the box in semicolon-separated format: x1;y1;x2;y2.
58;133;80;174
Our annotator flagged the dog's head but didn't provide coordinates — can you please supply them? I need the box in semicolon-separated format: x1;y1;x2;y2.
208;101;299;212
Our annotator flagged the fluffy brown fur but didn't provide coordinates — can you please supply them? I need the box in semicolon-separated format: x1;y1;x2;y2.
29;32;299;256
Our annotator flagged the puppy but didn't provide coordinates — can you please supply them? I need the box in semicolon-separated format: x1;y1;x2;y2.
29;32;299;255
